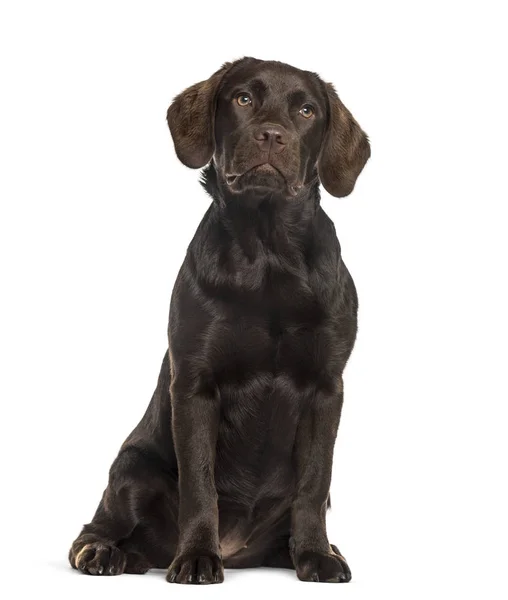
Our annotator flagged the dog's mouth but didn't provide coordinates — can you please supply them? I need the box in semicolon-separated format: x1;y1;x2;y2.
226;163;281;184
225;164;301;196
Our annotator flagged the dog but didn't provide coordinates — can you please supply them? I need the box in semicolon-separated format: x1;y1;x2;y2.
69;56;370;584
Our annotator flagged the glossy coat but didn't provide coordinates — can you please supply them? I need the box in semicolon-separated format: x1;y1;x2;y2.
69;57;370;584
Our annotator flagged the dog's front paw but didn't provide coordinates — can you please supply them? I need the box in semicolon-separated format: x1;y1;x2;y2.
166;551;224;584
295;545;351;583
70;542;126;575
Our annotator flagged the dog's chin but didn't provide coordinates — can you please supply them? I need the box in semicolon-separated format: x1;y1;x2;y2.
225;165;300;197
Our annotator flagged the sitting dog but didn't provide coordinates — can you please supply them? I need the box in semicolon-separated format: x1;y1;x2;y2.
69;56;370;584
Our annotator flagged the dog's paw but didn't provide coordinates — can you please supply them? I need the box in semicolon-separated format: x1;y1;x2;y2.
166;551;224;584
70;542;126;575
295;545;351;583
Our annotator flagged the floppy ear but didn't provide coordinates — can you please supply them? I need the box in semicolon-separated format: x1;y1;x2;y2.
167;63;232;169
318;83;371;198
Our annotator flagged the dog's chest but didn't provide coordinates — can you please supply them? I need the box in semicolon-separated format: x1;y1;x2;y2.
210;245;339;385
213;315;331;386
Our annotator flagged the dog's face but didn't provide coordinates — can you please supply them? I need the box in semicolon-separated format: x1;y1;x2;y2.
213;60;328;196
167;58;370;198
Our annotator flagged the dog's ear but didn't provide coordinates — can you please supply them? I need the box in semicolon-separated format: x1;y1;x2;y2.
167;62;233;169
318;83;370;198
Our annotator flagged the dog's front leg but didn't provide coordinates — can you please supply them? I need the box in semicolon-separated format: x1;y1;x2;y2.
290;378;352;583
166;381;223;584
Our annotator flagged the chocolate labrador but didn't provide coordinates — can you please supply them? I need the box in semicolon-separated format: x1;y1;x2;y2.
69;57;370;584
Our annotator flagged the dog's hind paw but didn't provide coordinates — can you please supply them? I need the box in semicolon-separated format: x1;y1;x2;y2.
70;542;126;576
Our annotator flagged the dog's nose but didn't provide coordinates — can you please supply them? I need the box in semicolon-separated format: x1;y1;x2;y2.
253;125;287;153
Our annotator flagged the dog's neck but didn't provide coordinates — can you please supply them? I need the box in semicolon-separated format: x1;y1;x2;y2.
200;163;321;249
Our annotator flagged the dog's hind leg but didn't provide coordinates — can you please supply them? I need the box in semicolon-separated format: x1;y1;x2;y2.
69;446;178;575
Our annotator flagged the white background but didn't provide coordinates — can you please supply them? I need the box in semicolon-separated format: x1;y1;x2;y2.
1;1;507;598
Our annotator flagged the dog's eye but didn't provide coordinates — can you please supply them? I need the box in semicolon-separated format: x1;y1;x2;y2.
236;93;252;107
299;105;314;118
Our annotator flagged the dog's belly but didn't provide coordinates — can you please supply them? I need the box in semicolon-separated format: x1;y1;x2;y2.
214;372;301;562
215;371;304;504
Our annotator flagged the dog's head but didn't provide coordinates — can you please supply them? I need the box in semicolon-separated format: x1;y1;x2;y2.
167;57;370;198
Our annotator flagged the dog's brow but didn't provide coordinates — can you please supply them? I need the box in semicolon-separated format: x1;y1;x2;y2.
248;78;268;95
288;90;311;106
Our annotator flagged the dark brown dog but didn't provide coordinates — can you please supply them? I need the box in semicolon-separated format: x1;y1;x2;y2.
69;57;370;584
